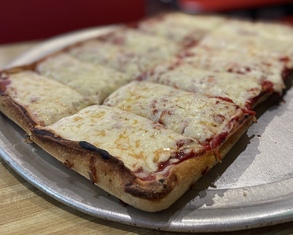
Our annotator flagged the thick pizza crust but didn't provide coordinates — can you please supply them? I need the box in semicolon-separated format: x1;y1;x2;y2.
0;95;36;134
0;68;38;133
29;112;254;212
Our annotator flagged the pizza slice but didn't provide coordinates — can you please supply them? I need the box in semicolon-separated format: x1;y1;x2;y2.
217;18;293;42
179;45;286;94
97;28;181;55
67;28;181;78
30;104;254;212
138;61;270;109
35;53;131;104
0;69;90;133
198;27;293;69
136;12;226;47
104;81;255;148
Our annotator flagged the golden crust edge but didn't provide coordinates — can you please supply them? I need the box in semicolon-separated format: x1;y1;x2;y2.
0;95;36;134
28;113;254;212
163;113;255;210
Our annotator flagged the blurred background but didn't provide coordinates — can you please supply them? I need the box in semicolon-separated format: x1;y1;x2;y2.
0;0;293;44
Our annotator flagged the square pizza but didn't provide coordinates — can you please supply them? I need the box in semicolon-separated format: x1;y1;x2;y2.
0;12;292;212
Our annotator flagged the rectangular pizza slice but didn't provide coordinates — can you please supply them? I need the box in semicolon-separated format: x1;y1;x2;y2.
67;28;181;78
138;61;271;109
216;18;293;42
198;27;293;69
136;12;226;47
104;81;255;148
30;104;254;212
35;53;131;104
0;69;90;133
179;45;286;94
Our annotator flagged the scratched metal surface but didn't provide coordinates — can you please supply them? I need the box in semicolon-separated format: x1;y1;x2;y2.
0;27;292;233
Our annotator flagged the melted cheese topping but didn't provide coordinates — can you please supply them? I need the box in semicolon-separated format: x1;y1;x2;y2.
105;29;180;54
36;53;131;104
141;63;263;108
7;71;89;126
182;46;285;94
69;42;154;78
104;81;241;144
69;30;180;78
138;13;226;43
43;105;203;173
218;19;293;42
199;31;293;68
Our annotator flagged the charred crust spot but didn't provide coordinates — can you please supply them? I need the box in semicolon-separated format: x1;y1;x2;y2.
32;128;63;141
124;174;177;200
158;179;167;189
158;178;165;184
33;129;55;137
79;141;112;160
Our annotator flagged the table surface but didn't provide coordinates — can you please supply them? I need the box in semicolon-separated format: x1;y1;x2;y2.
0;41;293;235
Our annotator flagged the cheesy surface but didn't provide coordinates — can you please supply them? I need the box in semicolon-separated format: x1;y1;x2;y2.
104;81;241;144
140;63;263;108
217;19;293;41
138;13;226;43
69;29;180;78
36;53;130;104
42;105;204;173
199;31;293;68
6;71;89;126
182;46;285;94
104;28;180;54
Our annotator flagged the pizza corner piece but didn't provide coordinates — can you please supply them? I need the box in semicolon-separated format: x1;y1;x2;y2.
0;11;292;212
29;104;254;212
